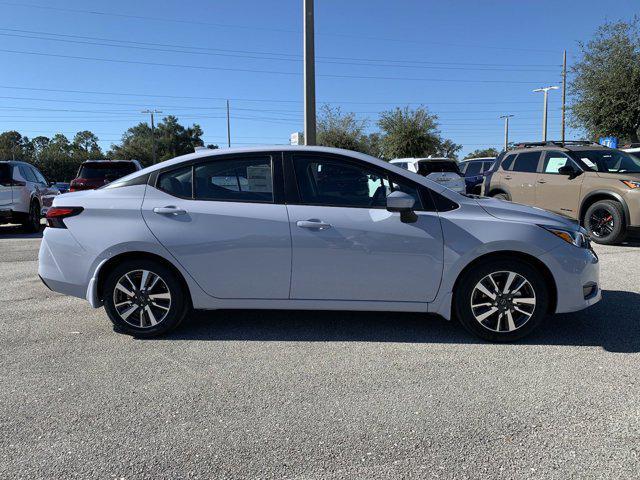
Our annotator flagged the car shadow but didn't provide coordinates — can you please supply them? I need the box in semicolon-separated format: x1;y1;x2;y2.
0;224;43;238
158;290;640;353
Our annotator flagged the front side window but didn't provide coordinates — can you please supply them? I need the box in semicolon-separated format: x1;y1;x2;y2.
500;154;516;170
572;149;640;174
542;152;575;173
32;167;47;184
294;156;422;209
19;165;37;182
195;157;273;202
512;152;541;173
157;165;193;197
482;161;494;172
464;162;482;176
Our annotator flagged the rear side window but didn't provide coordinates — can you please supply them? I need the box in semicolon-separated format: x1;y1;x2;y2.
464;162;482;176
500;154;516;170
512;152;541;173
0;164;11;182
195;157;273;202
157;165;193;198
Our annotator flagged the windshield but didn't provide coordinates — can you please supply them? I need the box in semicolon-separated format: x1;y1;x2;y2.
573;149;640;174
417;160;460;175
78;162;138;179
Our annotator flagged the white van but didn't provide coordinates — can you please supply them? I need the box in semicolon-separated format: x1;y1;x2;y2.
390;157;466;193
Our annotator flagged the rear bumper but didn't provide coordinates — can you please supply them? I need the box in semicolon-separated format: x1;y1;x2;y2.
540;244;601;314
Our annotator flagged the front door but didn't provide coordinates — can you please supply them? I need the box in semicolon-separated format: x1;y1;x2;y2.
142;154;291;299
287;154;444;303
535;152;584;218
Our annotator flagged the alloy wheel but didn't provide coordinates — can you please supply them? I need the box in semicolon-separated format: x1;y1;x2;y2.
470;271;536;333
112;269;172;328
588;208;614;238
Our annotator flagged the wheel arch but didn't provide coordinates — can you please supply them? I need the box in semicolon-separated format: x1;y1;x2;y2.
96;251;192;305
579;190;630;226
487;188;510;199
451;250;557;317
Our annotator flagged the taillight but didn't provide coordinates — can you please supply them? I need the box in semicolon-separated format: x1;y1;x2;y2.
0;179;26;187
45;206;83;228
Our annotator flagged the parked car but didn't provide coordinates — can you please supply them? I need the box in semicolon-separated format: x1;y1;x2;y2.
483;140;640;244
389;157;466;193
69;160;142;192
39;146;600;342
621;143;640;156
459;157;496;195
0;161;58;231
51;182;70;194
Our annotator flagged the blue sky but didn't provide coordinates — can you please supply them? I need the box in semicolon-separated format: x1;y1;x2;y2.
0;0;637;157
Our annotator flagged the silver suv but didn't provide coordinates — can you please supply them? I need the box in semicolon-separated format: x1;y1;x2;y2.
0;161;59;232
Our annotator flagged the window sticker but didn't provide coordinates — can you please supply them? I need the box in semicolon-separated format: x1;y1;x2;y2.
581;158;596;168
545;157;568;173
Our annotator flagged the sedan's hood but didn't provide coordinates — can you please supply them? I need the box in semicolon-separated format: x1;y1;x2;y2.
474;197;578;230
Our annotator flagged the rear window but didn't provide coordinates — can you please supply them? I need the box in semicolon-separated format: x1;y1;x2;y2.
417;160;460;175
511;152;541;173
0;164;11;182
78;162;138;180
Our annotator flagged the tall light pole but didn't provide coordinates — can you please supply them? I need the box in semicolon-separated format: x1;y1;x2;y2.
561;50;567;143
499;114;514;150
303;0;316;145
226;99;231;148
142;109;162;164
533;86;559;142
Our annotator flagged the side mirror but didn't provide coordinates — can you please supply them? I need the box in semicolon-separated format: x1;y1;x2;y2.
386;191;417;223
558;165;581;178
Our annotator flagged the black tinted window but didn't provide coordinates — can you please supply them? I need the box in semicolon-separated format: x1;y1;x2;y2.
482;161;494;172
500;154;516;170
195;157;273;202
0;164;11;182
294;156;422;209
158;165;193;197
464;162;482;176
512;152;541;173
573;149;640;173
19;165;37;182
78;162;137;180
417;161;460;175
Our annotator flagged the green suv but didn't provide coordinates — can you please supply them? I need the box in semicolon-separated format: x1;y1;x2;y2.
483;141;640;244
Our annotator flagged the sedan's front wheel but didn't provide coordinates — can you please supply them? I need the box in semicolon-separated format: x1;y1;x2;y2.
454;259;549;342
103;259;189;337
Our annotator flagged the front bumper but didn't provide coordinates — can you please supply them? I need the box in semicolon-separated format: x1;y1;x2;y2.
540;244;601;314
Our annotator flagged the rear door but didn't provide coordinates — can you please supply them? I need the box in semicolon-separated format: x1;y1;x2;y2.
0;164;13;206
142;153;292;299
286;153;444;303
535;151;584;217
506;151;542;205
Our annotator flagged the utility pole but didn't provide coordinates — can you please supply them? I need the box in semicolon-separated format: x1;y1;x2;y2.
142;109;162;164
499;114;514;150
226;99;231;148
303;0;316;145
561;50;567;143
533;86;559;142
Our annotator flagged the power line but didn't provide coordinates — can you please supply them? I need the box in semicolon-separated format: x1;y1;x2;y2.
0;48;555;84
0;29;562;73
0;1;562;53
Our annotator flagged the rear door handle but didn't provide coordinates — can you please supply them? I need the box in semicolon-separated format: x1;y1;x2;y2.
153;206;187;216
504;176;513;180
296;219;332;230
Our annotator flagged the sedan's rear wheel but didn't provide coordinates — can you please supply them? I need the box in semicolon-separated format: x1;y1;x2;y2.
455;259;549;342
103;259;189;337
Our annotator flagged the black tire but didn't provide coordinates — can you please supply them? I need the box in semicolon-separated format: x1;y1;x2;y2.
103;259;190;337
492;192;510;201
454;259;549;342
584;200;626;245
21;200;41;233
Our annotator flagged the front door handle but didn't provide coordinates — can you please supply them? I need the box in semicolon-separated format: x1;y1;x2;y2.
296;219;332;230
153;206;187;216
537;180;547;184
504;176;513;180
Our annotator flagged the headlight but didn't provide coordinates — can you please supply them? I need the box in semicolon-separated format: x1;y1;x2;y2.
540;226;590;248
621;180;640;189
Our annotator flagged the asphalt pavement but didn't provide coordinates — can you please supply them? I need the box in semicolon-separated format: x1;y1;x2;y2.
1;225;639;479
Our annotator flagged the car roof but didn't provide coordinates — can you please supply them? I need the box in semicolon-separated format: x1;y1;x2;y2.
81;159;138;163
113;145;451;194
461;157;496;162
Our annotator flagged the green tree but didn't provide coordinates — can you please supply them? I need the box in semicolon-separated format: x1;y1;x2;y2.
316;105;369;153
0;131;26;161
570;19;640;142
377;106;442;159
110;115;206;166
464;147;500;159
435;139;463;160
72;130;102;160
39;134;80;182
